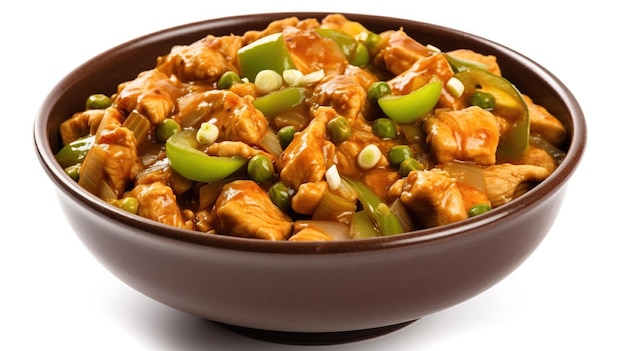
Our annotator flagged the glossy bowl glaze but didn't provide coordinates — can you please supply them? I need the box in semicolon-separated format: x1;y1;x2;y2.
34;12;586;344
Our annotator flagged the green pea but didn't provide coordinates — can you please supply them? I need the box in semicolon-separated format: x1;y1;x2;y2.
269;181;293;211
85;94;112;110
217;71;242;89
372;118;397;139
247;154;274;183
367;81;391;101
277;125;296;149
155;119;182;143
327;115;351;143
468;203;492;217
387;145;413;166
470;91;496;110
399;158;423;177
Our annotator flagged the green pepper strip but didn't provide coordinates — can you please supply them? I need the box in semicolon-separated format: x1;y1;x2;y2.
165;129;245;182
55;134;95;169
253;87;305;118
454;68;529;161
344;178;403;236
378;81;442;124
237;32;296;81
442;53;490;73
315;28;370;66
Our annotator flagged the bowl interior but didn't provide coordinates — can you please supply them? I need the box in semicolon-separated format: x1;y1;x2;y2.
34;12;586;253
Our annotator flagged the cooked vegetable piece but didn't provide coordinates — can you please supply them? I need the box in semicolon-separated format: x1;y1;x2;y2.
468;203;492;217
248;154;275;183
55;134;95;168
237;32;296;81
327;115;351;143
378;81;442;123
217;71;242;89
85;94;112;110
165;129;246;182
253;87;305;117
344;178;404;236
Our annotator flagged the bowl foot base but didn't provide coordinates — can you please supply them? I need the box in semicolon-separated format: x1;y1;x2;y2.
216;320;417;345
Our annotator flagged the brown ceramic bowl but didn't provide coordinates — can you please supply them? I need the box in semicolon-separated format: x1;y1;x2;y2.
34;12;586;345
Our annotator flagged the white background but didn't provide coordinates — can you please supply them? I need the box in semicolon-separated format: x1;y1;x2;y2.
2;1;624;350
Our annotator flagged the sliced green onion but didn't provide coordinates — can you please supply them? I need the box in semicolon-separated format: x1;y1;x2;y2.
357;144;382;169
196;122;219;145
282;69;304;86
325;164;341;191
255;69;283;93
446;77;465;98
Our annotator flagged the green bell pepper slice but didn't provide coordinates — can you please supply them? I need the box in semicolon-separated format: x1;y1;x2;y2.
454;68;529;161
377;81;442;124
344;178;404;236
237;32;296;81
253;86;305;117
165;129;245;182
55;134;95;168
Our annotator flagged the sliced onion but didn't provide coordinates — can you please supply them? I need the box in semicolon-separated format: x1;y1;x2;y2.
258;130;283;158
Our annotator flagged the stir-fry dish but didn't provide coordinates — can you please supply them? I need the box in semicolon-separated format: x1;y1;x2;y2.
56;14;568;241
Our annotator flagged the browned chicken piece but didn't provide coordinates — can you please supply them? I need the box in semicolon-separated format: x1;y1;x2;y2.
206;141;273;160
398;169;468;228
283;26;348;76
79;107;141;200
523;95;568;147
211;180;293;240
289;227;334;241
516;145;559;174
59;109;105;145
387;53;462;110
373;29;432;76
174;90;268;147
291;181;328;215
277;106;336;190
125;180;191;229
311;73;368;123
135;158;192;196
483;163;551;207
446;49;501;76
156;34;242;84
424;106;500;166
115;69;185;125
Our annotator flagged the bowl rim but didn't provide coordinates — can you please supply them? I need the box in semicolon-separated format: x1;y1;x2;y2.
33;11;587;254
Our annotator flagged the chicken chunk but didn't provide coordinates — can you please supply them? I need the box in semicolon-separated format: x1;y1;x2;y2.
291;181;328;215
373;29;431;76
241;17;302;44
206;141;272;160
211;180;293;240
126;180;191;229
277;106;336;190
115;69;185;125
156;34;242;83
483;163;551;207
398;169;467;228
311;73;368;123
174;90;268;147
424;106;500;166
524;95;567;147
59;109;105;145
283;26;348;76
